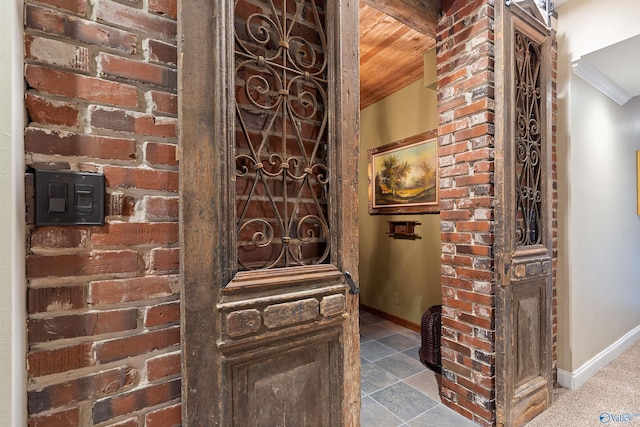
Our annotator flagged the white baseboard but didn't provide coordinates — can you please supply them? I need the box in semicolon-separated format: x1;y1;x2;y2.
557;324;640;390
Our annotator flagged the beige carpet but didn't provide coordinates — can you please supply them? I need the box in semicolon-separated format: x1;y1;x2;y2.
526;340;640;427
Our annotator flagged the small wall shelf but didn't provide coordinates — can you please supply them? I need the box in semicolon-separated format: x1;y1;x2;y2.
387;221;422;240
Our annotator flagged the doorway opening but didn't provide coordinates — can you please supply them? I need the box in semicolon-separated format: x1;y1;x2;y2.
356;2;446;425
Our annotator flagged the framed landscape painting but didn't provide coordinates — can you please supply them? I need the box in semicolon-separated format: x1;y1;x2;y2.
368;129;439;215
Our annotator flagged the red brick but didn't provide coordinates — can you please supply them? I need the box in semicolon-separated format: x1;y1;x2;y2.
90;107;177;137
440;187;470;199
28;366;138;414
25;93;80;127
456;394;493;421
441;163;470;178
25;65;138;107
94;326;180;363
442;358;472;380
455;123;493;141
442;296;473;313
440;210;472;221
147;39;177;65
149;247;179;272
442;316;473;334
89;276;178;305
456;148;493;163
453;16;492;47
146;352;180;381
99;53;177;89
144;142;178;166
93;379;180;424
441;276;473;290
456;221;492;232
438;95;467;116
456;267;493;281
458;289;493;306
25;35;89;71
28;407;80;427
30;227;88;250
439;141;469;156
439;119;468;136
26;5;137;53
28;309;138;343
95;0;177;41
145;301;179;327
453;99;492;120
441;232;471;243
25;128;136;161
145;403;181;427
456;197;493;209
455;173;492;186
35;0;86;15
458;334;493;352
26;250;139;279
148;0;177;19
103;165;178;192
107;419;138;427
459;313;492;330
143;196;179;221
28;285;86;314
149;90;177;115
27;343;93;377
439;68;467;87
456;244;491;256
91;222;178;246
441;337;472;358
442;254;473;267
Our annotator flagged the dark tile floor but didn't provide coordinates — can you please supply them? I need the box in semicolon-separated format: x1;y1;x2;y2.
360;310;478;427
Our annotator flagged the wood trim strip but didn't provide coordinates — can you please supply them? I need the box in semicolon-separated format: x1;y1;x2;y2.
361;304;421;333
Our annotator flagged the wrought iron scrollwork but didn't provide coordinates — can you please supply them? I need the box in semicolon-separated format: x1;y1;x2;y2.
514;30;543;246
234;0;330;270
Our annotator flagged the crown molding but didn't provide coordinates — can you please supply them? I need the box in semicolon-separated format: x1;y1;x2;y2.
572;57;632;106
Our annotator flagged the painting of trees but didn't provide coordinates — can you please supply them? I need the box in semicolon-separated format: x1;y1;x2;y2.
368;131;439;214
380;155;411;196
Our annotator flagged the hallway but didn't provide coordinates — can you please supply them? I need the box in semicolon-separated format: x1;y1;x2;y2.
359;310;477;426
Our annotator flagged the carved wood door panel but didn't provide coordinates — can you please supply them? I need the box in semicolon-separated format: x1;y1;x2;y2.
179;0;360;425
495;2;554;426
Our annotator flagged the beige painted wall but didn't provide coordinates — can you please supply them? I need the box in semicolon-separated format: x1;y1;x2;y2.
556;0;640;371
358;78;441;325
0;0;25;423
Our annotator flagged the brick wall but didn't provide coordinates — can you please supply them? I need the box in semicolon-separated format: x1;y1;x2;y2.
436;0;496;426
437;1;559;425
24;0;180;424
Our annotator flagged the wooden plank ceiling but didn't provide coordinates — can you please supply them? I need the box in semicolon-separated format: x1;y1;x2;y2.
359;2;437;109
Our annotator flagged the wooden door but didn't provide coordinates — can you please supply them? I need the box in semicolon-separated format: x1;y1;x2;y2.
494;1;553;426
179;1;360;425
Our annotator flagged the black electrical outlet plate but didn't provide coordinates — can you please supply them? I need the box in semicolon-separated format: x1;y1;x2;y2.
34;169;105;226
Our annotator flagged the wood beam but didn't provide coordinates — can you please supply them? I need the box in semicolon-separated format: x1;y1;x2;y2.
361;0;440;38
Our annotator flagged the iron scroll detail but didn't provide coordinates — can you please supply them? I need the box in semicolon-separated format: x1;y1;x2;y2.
514;30;543;246
234;0;331;271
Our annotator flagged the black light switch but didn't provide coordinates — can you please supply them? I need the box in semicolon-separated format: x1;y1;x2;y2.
75;184;94;211
48;182;67;213
35;170;105;226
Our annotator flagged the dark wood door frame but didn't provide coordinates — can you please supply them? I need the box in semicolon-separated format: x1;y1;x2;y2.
178;0;361;425
494;2;554;425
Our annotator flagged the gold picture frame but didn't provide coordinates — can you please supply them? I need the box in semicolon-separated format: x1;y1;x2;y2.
368;129;439;215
